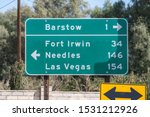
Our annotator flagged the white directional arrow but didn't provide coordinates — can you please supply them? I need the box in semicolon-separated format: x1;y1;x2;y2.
31;50;40;60
113;23;122;31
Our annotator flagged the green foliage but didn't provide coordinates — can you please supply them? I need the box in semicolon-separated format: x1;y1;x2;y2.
144;73;150;99
91;6;103;18
9;61;24;90
128;0;150;28
0;6;35;80
111;72;150;99
1;61;42;90
0;25;9;39
0;24;8;55
129;18;150;74
1;9;18;68
91;0;126;18
102;0;113;17
50;75;103;91
112;0;126;17
34;0;88;17
0;25;9;80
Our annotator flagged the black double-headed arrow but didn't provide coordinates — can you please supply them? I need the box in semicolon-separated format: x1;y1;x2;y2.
104;87;142;100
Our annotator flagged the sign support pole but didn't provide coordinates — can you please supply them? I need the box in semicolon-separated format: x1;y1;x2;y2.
17;0;21;62
44;76;49;100
104;76;110;83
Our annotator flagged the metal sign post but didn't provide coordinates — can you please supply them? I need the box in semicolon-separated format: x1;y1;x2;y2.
44;76;49;100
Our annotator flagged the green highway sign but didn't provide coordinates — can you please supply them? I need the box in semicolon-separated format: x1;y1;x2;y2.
25;18;128;75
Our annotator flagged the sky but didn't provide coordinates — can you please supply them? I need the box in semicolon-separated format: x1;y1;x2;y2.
0;0;131;13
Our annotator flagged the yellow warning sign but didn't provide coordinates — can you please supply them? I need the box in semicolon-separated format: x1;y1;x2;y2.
100;83;146;100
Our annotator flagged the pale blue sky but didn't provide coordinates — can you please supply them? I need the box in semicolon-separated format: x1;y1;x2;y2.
0;0;131;13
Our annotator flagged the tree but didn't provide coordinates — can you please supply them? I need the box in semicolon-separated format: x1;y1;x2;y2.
129;18;150;74
102;0;113;17
0;25;9;80
127;0;150;29
112;0;126;18
0;5;35;88
0;25;8;46
2;9;18;66
91;0;119;18
34;0;88;18
91;6;103;18
21;5;35;61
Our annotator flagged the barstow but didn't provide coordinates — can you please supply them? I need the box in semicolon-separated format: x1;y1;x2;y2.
45;24;82;31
